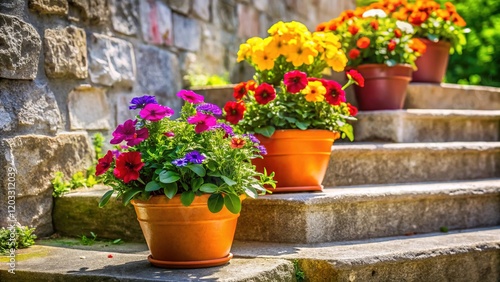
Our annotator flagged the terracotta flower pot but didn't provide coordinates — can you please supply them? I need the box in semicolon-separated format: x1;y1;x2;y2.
131;194;239;268
412;39;451;83
354;64;413;111
252;129;340;193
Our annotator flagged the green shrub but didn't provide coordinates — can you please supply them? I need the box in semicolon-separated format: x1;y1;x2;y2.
0;225;37;254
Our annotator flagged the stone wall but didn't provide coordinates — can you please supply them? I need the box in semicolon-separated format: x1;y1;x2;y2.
0;0;355;236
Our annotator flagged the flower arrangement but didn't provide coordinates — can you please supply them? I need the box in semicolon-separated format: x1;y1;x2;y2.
96;92;275;214
317;8;426;68
228;21;361;140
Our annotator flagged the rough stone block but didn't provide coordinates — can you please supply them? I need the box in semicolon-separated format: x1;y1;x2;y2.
140;0;173;46
89;33;136;86
173;13;201;52
68;85;110;130
212;0;237;32
108;0;138;35
0;80;62;133
29;0;68;15
0;14;41;80
237;4;260;38
136;45;182;112
192;0;210;21
167;0;190;14
68;0;89;19
0;132;94;236
89;0;107;24
44;26;88;79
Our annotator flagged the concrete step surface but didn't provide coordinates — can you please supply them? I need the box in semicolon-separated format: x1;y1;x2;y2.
233;227;500;282
53;179;500;244
406;83;500;110
354;109;500;143
326;142;500;186
0;239;294;281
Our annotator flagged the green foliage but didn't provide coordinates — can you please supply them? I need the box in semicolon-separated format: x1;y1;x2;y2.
92;133;105;159
186;73;230;87
80;232;97;245
293;260;306;282
0;225;37;254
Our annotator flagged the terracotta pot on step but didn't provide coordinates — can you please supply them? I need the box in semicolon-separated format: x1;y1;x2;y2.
252;129;340;193
412;38;451;83
354;64;413;111
131;194;239;268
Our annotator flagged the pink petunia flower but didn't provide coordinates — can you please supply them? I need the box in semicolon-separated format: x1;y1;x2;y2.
177;90;204;104
283;70;308;93
139;104;174;121
187;112;217;133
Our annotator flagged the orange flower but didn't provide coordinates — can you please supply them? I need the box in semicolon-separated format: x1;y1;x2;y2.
387;40;396;51
370;20;379;30
452;14;466;27
394;29;402;38
246;79;257;91
230;137;246;149
316;22;327;32
436;9;450;21
408;11;428;25
348;48;360;59
356;37;370;49
348;24;360;35
409;38;427;54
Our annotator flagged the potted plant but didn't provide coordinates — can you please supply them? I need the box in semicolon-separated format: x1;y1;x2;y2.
224;21;361;193
318;9;426;110
96;92;275;268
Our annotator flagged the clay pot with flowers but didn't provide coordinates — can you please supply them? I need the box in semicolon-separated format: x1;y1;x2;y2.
96;92;275;268
318;9;426;110
223;21;361;193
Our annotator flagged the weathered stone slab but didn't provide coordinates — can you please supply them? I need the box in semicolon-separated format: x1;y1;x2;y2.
0;80;62;133
0;132;93;236
89;33;135;86
29;0;68;15
212;0;237;32
68;85;110;130
325;142;500;187
108;0;138;35
68;0;89;20
237;4;259;38
89;0;107;24
192;0;210;21
355;109;500;142
136;45;182;112
173;13;201;51
44;26;87;79
140;0;173;46
0;14;41;80
167;0;190;14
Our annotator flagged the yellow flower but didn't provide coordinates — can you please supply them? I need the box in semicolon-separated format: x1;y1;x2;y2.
267;36;286;58
302;81;326;102
237;43;251;62
268;21;287;36
285;39;318;67
324;49;348;72
251;38;278;71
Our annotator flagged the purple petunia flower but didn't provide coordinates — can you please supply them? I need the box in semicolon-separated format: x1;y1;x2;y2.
129;95;158;110
196;103;222;116
256;145;267;155
140;104;174;121
110;119;149;146
187;112;217;133
243;133;260;144
213;123;234;137
185;151;205;164
177;90;204;104
126;127;149;146
172;158;188;167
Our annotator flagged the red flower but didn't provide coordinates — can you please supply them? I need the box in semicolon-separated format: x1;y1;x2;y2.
394;29;402;38
370;20;379;30
348;48;360;59
224;101;246;124
388;40;396;51
230;137;246;149
107;254;113;258
356;37;370;49
254;83;276;105
113;151;144;183
95;150;114;176
283;70;308;94
348;24;359;35
246;80;257;91
233;82;247;100
346;70;365;87
323;80;346;106
347;103;358;116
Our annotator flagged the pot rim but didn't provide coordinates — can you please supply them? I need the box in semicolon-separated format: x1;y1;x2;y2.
257;129;340;140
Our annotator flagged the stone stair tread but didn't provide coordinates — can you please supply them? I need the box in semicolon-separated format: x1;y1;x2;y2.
0;241;294;282
358;109;500;118
332;141;500;150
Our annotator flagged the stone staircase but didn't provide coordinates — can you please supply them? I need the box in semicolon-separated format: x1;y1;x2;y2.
2;83;499;281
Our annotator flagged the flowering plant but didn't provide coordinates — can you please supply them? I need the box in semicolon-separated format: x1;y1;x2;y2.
228;21;361;140
317;8;426;68
96;92;275;214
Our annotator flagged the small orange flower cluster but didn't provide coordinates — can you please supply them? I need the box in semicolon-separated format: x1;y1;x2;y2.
388;1;466;27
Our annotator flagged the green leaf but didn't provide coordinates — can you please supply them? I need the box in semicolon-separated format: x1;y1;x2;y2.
181;181;189;191
340;123;354;141
163;182;178;199
180;191;195;207
284;116;297;123
200;183;218;193
255;126;275;138
295;121;310;130
159;170;180;183
122;188;142;205
224;193;242;214
145;181;162;192
207;194;224;213
192;178;204;192
98;190;114;208
206;161;217;171
244;185;258;199
221;175;237;186
186;164;206;177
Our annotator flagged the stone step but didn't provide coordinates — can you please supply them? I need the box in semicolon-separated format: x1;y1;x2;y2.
0;240;294;281
54;179;500;244
325;142;500;186
354;109;500;143
406;83;500;110
232;227;500;282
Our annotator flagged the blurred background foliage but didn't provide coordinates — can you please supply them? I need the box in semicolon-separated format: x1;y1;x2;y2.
355;0;500;87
